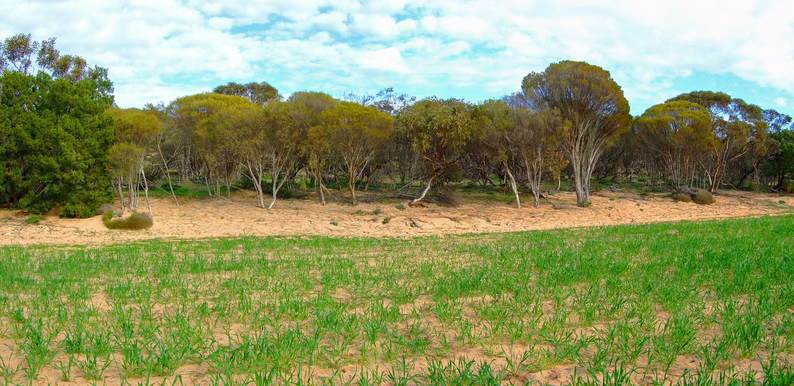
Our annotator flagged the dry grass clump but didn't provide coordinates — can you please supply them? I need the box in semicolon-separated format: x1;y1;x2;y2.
102;211;153;230
672;192;692;202
671;189;714;205
692;189;715;205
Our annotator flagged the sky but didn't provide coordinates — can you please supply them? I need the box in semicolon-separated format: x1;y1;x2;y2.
2;0;793;116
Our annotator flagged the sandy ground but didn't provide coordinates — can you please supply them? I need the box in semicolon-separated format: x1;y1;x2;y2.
1;190;791;246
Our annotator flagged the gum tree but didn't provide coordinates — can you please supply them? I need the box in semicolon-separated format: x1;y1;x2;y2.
315;102;393;205
667;91;767;192
634;101;715;190
522;61;631;206
399;98;480;205
108;108;164;215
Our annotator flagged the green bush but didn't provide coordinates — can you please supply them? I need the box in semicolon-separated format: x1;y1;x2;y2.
102;211;153;230
692;190;715;205
672;192;692;202
0;69;114;217
25;214;44;224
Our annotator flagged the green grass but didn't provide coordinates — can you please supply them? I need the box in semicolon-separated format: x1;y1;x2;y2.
0;216;792;383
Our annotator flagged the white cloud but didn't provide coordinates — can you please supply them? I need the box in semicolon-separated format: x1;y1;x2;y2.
776;97;788;107
1;0;792;112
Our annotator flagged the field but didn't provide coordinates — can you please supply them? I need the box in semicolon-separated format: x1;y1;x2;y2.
1;215;793;384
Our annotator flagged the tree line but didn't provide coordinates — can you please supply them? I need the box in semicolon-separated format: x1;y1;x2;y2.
1;33;793;217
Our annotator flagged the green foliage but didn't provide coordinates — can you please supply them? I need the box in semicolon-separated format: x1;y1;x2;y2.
213;81;279;106
25;214;44;224
0;68;114;217
101;211;153;230
395;204;406;210
692;189;715;205
636;101;715;189
522;60;631;205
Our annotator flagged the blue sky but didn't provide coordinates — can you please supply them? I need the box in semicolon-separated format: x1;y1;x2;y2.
2;0;793;116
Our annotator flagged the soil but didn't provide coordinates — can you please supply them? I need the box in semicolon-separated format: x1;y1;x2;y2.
1;189;791;246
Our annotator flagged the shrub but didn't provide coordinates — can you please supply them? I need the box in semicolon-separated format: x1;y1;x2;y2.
102;211;153;230
672;192;692;203
395;204;406;211
692;190;715;205
25;214;44;224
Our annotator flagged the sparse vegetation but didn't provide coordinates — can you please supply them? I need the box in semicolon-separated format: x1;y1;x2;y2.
101;211;153;230
0;216;791;383
672;192;693;202
693;189;716;205
24;214;44;224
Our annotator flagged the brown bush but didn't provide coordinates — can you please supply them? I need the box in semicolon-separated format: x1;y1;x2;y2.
102;211;153;230
672;192;692;202
692;189;715;205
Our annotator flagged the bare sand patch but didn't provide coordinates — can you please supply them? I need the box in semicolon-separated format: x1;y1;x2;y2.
1;190;790;246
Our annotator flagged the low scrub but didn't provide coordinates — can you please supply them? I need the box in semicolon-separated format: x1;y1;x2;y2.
672;192;692;202
692;189;715;205
102;211;153;230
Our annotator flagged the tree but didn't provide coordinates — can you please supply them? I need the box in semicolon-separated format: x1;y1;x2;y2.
208;100;267;207
762;110;794;190
168;93;252;196
1;34;92;80
522;61;631;206
108;107;165;215
399;98;480;204
634;101;715;190
667;91;767;192
260;93;337;208
315;102;393;205
0;34;114;217
214;81;279;106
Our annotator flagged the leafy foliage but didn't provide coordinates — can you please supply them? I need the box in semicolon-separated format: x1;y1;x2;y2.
522;61;631;206
0;65;114;217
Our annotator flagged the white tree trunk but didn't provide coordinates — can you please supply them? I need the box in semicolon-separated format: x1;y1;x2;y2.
411;175;436;205
504;161;521;208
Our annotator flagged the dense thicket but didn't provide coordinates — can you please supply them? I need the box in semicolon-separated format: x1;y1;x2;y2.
2;33;793;215
0;34;114;217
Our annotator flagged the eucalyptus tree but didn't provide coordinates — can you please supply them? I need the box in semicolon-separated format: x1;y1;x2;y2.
168;93;252;195
476;100;521;205
634;101;715;190
315;102;393;205
399;98;480;204
522;61;631;206
108;108;164;214
262;92;338;208
667;91;767;192
214;81;279;106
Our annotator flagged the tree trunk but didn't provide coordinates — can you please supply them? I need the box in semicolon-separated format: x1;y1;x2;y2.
116;177;126;213
348;166;358;205
504;162;521;209
411;175;436;205
140;164;152;217
156;140;179;206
